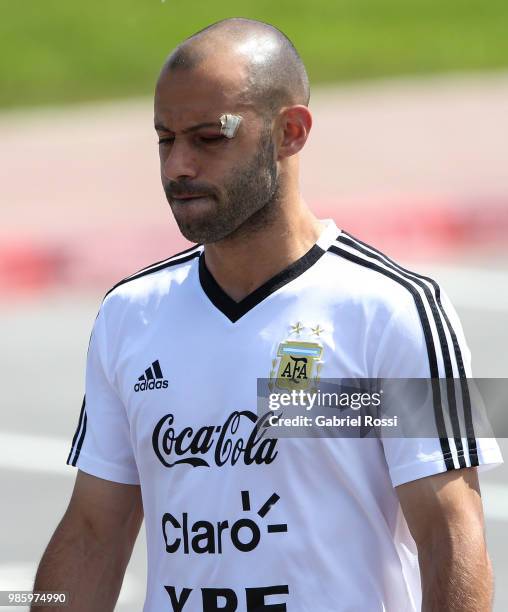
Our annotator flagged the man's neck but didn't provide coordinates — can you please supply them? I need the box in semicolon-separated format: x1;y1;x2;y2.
203;199;324;303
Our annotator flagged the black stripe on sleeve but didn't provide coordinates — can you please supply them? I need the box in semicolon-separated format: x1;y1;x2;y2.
328;244;455;470
340;232;478;467
66;395;86;465
70;411;88;466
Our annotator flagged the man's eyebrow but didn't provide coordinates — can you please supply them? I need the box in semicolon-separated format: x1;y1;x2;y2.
154;121;220;133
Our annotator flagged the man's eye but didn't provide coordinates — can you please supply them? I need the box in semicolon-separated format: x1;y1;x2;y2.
158;137;174;145
199;135;225;143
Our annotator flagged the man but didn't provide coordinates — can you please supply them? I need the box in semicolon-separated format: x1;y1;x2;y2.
33;17;502;612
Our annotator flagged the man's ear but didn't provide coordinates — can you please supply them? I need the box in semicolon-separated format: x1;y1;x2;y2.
276;105;313;160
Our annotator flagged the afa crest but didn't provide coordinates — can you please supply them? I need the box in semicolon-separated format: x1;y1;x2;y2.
270;323;325;391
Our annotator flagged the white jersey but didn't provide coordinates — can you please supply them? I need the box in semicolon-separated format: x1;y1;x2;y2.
67;219;502;612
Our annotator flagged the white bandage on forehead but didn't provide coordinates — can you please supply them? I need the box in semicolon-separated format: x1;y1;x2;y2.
219;114;243;138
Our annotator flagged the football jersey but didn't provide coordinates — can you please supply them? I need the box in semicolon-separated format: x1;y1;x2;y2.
66;219;502;612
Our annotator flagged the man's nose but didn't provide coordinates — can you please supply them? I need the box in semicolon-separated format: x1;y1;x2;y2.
162;139;198;181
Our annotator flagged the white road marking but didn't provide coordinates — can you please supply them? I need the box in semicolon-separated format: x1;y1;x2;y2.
0;432;74;478
481;482;508;523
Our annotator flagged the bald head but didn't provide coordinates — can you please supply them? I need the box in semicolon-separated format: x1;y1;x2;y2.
161;17;310;117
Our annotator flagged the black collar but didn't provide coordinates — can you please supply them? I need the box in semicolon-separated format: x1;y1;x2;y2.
198;244;326;323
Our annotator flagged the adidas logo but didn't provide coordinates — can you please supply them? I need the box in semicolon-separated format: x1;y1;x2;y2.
134;360;169;392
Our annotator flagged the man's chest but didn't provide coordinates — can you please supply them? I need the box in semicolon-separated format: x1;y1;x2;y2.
114;308;369;421
107;295;375;480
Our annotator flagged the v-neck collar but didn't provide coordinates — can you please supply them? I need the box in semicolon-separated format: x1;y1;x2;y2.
198;220;340;323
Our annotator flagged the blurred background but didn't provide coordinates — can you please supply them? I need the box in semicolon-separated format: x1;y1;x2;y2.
1;1;507;610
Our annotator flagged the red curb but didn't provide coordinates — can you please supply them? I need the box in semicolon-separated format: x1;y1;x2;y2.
0;242;69;295
1;200;507;300
318;199;508;257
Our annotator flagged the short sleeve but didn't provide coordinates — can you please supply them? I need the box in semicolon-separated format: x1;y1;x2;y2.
375;284;503;488
66;307;140;485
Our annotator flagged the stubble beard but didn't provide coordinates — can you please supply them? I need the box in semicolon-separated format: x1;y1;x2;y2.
165;126;280;244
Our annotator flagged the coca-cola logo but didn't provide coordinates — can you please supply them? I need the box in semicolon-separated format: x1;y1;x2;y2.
152;410;278;468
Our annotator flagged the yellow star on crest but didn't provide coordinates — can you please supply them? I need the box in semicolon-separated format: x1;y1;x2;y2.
290;322;304;335
311;324;324;337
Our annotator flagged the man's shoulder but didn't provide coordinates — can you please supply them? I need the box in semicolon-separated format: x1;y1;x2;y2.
323;230;443;315
102;243;202;306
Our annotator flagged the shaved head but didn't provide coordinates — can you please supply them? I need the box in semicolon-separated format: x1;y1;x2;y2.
154;18;313;245
161;17;310;117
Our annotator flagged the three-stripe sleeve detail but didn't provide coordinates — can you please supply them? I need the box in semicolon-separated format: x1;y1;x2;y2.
329;237;475;470
67;396;87;466
338;232;478;467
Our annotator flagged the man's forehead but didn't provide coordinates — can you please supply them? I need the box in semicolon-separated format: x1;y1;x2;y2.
155;56;251;108
154;92;249;127
153;95;254;131
154;64;255;133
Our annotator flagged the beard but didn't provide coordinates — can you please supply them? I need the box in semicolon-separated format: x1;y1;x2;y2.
163;126;280;244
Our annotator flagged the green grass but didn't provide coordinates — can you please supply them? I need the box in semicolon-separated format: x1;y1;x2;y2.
1;0;508;108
